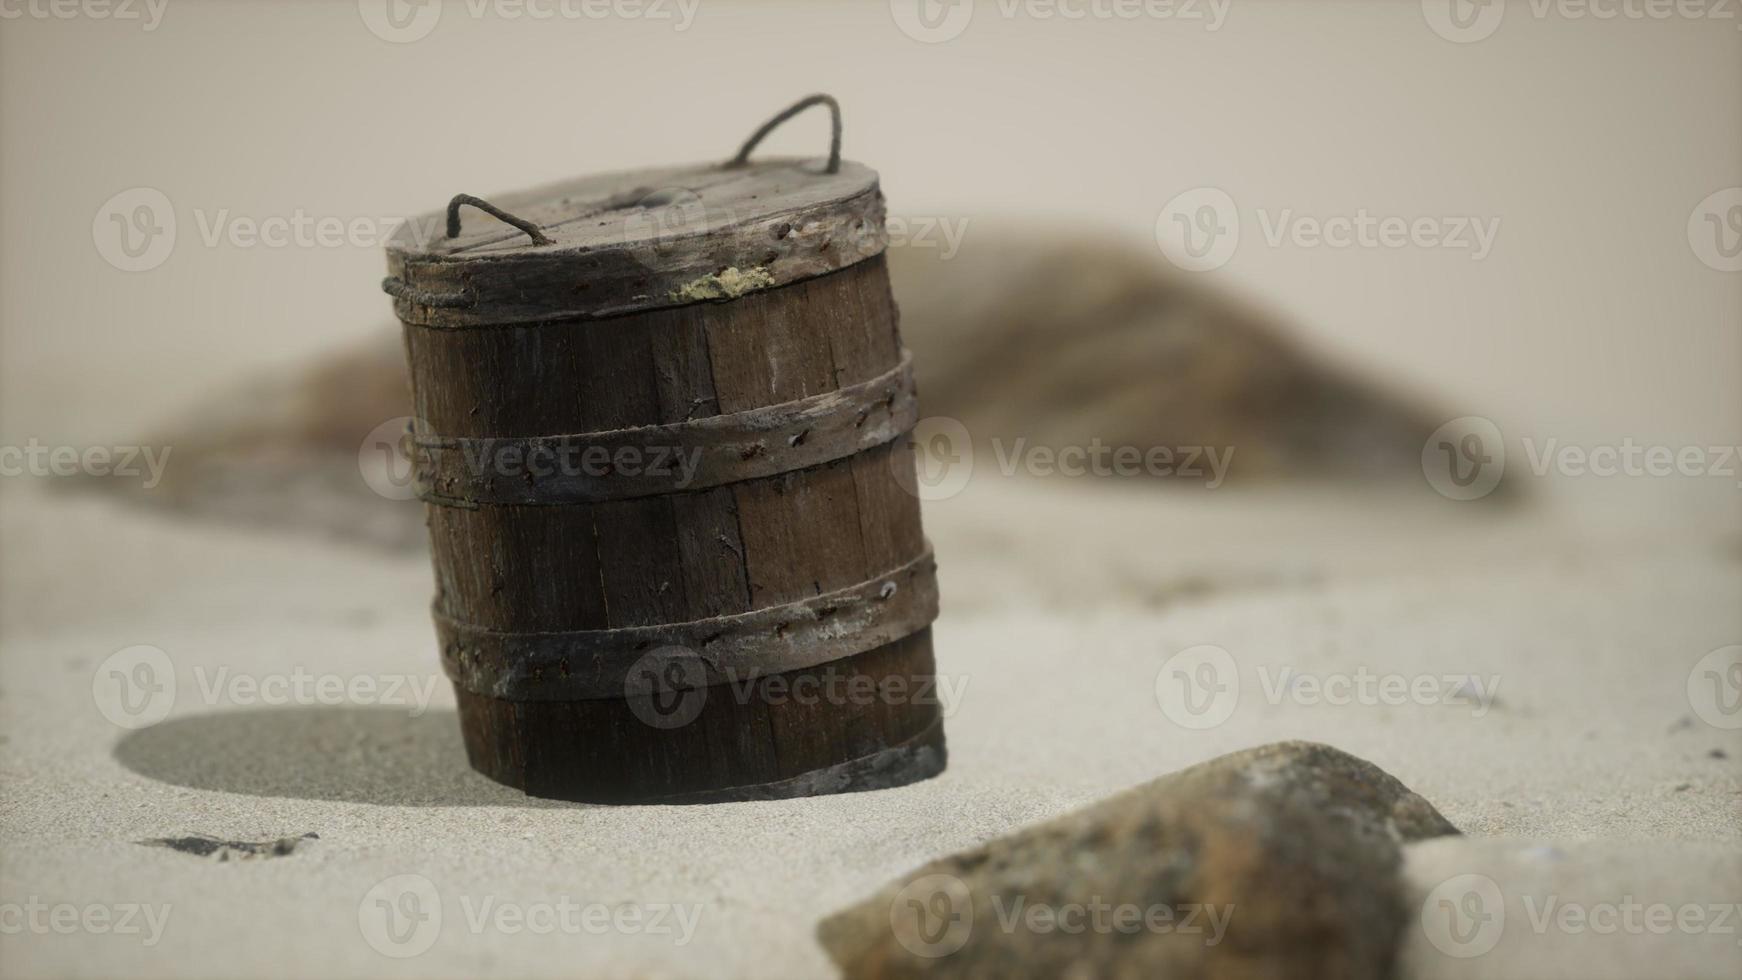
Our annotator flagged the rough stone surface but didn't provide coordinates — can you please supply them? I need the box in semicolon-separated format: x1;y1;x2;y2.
817;741;1459;979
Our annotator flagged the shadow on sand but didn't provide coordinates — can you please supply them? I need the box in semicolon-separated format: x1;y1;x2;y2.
112;705;590;808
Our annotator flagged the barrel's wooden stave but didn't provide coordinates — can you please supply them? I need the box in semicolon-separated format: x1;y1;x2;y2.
406;259;924;632
455;630;943;805
399;254;943;802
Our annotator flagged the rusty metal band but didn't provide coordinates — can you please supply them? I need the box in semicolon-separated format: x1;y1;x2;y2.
413;351;917;507
436;546;938;701
640;715;946;804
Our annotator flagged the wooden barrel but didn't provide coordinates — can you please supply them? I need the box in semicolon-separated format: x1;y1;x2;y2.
380;98;944;804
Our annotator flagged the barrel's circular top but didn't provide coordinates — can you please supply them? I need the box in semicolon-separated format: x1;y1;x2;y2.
383;158;886;327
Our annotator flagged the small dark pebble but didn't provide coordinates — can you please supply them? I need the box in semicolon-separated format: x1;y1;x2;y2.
140;832;318;861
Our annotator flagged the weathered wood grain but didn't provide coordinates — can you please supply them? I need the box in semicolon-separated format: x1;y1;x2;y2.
384;159;888;328
409;351;917;505
399;241;944;803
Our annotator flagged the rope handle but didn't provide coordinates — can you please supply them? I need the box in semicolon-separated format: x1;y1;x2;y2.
445;193;551;246
727;94;842;175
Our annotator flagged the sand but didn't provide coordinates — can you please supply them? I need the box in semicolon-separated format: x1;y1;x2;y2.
1;476;1738;978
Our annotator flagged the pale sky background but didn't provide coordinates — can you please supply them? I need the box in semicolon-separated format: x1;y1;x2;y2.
2;1;1738;495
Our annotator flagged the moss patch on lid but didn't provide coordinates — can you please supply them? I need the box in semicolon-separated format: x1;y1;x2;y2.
669;266;776;303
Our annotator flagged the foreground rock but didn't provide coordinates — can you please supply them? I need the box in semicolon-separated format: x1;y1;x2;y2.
817;741;1458;979
1399;837;1742;980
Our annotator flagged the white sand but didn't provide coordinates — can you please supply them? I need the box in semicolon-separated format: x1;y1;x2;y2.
1399;838;1742;980
1;477;1738;978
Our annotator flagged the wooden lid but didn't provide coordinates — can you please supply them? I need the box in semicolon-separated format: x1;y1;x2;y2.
382;157;887;328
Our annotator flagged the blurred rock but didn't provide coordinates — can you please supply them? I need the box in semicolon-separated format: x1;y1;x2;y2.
99;335;423;550
80;231;1467;549
891;233;1445;483
817;741;1458;979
